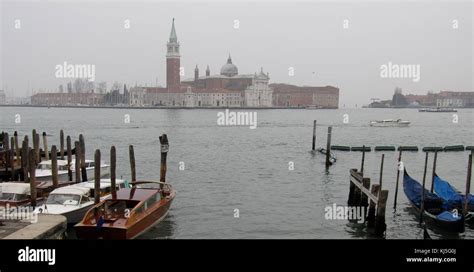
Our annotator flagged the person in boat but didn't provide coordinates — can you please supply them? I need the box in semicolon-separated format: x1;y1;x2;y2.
94;206;105;229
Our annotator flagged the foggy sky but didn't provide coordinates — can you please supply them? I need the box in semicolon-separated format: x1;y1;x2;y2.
1;0;472;107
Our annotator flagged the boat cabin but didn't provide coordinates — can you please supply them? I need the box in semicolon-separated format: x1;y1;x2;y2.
0;183;31;207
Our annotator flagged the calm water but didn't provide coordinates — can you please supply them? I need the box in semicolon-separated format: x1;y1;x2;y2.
1;107;473;239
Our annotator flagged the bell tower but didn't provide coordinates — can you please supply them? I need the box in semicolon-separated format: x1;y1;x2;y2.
166;18;180;91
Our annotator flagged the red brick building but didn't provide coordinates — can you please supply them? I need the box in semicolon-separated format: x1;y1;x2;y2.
271;84;339;108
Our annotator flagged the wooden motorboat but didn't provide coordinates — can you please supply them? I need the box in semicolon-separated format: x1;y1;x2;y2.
75;181;176;239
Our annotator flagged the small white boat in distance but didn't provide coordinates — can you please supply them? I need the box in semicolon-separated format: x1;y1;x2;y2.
34;179;127;224
35;159;109;182
369;119;410;127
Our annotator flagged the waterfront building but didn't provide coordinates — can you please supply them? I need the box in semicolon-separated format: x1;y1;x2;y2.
271;84;339;108
131;19;339;108
0;90;5;104
31;92;104;106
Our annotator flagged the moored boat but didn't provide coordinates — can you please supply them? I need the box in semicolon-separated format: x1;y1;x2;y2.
35;159;109;182
75;181;176;239
369;119;410;127
403;169;464;232
34;179;127;224
434;174;474;223
0;183;37;207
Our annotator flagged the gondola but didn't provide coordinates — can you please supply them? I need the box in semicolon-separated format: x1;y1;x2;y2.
434;174;474;223
403;169;464;232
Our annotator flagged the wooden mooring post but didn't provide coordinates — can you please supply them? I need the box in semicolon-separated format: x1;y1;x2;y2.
110;146;117;199
51;145;59;189
28;149;37;207
312;120;317;151
21;136;29;182
360;145;366;175
34;132;40;163
464;153;472;217
129;145;136;182
74;141;81;183
66;136;72;181
14;131;20;165
420;152;429;225
60;130;65;160
430;151;438;193
10;136;15;180
94;149;101;204
325;126;332;168
159;134;169;184
349;168;389;237
79;134;87;181
393;150;402;209
42;132;49;161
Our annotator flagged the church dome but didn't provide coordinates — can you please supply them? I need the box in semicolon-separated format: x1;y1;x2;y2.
220;55;238;77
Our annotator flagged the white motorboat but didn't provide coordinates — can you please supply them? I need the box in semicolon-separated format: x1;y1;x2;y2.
369;119;410;127
34;179;127;224
35;159;109;182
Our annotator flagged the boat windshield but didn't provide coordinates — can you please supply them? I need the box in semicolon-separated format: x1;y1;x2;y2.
0;192;16;201
37;164;52;170
46;194;81;206
0;193;29;201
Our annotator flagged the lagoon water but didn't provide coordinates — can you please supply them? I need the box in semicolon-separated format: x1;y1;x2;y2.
1;107;473;239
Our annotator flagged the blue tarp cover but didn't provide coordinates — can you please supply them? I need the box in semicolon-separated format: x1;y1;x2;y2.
434;175;474;208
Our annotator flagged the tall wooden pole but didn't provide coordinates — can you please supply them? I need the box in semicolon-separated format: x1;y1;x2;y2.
361;145;366;175
464;153;472;217
430;151;438;193
110;146;117;199
60;130;65;160
4;133;9;174
34;133;40;163
28;149;37;207
420;152;429;225
66;136;72;182
393;150;402;209
379;154;385;190
10;137;15;180
129;145;136;182
79;134;87;181
74;141;81;183
94;149;101;204
325;126;332;167
51;145;59;189
312;120;317;151
42;132;49;161
14;131;20;165
159;134;169;184
21;137;29;182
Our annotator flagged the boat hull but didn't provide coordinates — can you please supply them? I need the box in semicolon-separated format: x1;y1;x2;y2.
36;166;110;182
403;170;464;233
75;195;174;239
370;122;410;127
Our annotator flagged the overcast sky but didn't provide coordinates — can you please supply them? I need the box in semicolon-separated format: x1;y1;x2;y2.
1;0;472;106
